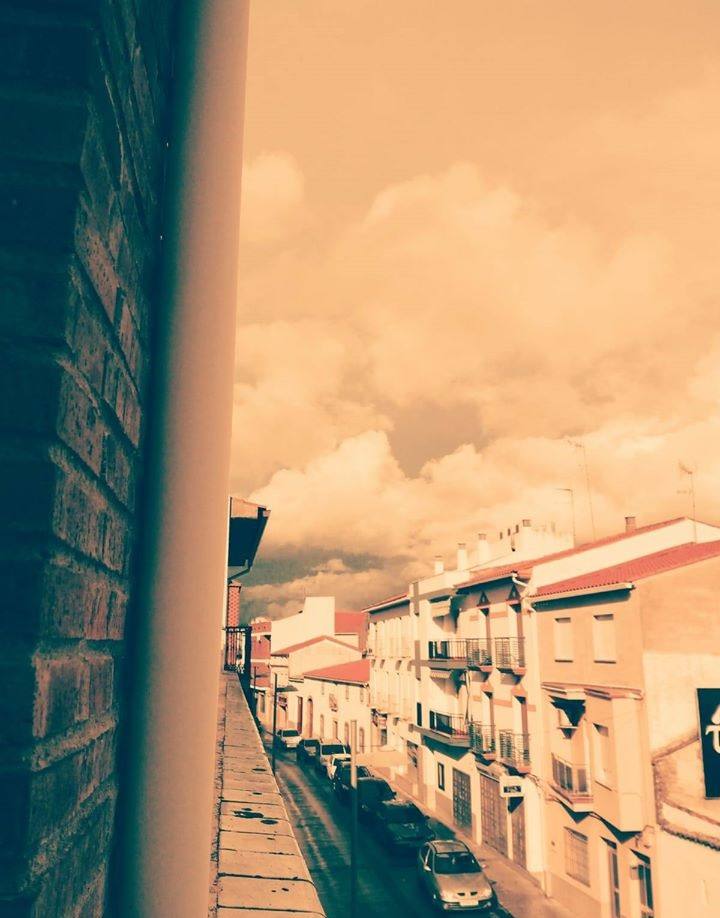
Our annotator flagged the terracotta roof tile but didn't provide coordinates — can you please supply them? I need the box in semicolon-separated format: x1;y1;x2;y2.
534;540;720;597
303;658;370;685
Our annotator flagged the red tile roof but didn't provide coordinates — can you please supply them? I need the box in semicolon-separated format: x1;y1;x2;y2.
361;592;410;613
272;634;359;656
303;658;370;685
456;517;687;591
334;610;368;635
534;540;720;597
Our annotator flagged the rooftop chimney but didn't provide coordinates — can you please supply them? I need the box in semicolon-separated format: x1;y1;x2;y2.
434;555;445;575
476;533;491;565
457;542;468;570
625;515;637;532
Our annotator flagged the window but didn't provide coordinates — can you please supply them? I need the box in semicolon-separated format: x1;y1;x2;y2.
319;714;325;737
359;686;365;703
344;722;350;745
333;719;339;739
593;723;612;785
321;682;325;695
564;829;590;885
636;855;654;917
345;684;350;700
553;616;573;661
358;727;365;753
437;762;446;790
593;613;617;662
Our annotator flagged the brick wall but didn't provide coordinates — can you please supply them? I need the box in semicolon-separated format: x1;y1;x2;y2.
0;1;176;914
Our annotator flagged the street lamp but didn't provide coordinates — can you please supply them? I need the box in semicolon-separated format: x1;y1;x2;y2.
271;673;298;774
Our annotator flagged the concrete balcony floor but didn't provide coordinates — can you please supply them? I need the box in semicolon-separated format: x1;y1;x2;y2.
209;673;325;917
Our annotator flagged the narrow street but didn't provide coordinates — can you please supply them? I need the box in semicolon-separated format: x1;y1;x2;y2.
271;744;512;918
273;746;450;917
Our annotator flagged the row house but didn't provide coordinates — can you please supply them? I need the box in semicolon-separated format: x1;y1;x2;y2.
365;593;419;792
250;597;367;731
370;515;720;912
533;537;720;918
299;659;372;750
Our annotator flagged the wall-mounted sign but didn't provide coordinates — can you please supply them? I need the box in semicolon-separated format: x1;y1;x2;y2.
697;688;720;798
499;775;524;799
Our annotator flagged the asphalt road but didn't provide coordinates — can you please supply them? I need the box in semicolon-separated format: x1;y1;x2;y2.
272;745;511;918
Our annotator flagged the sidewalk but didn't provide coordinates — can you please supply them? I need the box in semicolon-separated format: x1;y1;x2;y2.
378;768;572;918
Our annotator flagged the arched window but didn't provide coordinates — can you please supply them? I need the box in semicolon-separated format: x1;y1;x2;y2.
319;714;325;737
358;727;365;753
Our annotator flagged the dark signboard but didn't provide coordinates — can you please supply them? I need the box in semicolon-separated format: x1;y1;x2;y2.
697;688;720;798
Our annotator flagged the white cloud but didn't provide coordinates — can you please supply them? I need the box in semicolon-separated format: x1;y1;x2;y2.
240;152;307;244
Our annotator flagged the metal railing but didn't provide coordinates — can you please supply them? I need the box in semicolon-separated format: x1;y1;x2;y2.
428;711;469;738
497;730;531;768
551;754;590;797
494;637;526;671
466;639;492;668
469;722;496;757
428;639;468;660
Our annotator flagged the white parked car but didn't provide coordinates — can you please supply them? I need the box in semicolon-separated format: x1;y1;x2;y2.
325;752;351;780
276;728;301;749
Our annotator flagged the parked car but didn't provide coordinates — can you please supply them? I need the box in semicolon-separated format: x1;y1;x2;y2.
276;728;301;749
315;741;350;774
356;776;396;820
296;737;321;765
332;763;372;799
372;799;434;854
417;839;497;912
325;752;351;780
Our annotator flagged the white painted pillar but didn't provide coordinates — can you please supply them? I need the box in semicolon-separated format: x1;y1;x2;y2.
119;1;250;915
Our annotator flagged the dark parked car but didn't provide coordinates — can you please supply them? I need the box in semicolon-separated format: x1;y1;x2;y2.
356;776;396;820
417;839;497;912
296;737;321;766
373;799;434;853
332;763;372;799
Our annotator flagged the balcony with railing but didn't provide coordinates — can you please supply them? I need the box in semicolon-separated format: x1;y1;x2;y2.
426;639;469;670
417;711;470;747
466;639;493;671
469;722;496;760
551;754;593;811
497;729;531;772
494;637;526;674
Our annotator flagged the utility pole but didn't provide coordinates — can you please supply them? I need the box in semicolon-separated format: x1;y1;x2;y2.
271;672;278;774
350;718;358;918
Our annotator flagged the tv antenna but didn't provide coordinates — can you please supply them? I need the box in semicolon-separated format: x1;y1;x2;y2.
567;439;596;540
556;488;577;546
678;461;698;542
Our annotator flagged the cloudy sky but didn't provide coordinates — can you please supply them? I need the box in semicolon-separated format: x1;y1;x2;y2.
232;0;720;620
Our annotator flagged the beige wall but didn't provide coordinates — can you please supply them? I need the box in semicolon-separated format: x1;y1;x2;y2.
637;559;720;751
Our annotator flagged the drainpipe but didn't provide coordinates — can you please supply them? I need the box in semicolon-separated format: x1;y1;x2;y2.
118;2;250;915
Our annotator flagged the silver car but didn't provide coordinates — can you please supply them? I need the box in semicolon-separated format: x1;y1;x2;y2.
417;840;497;912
